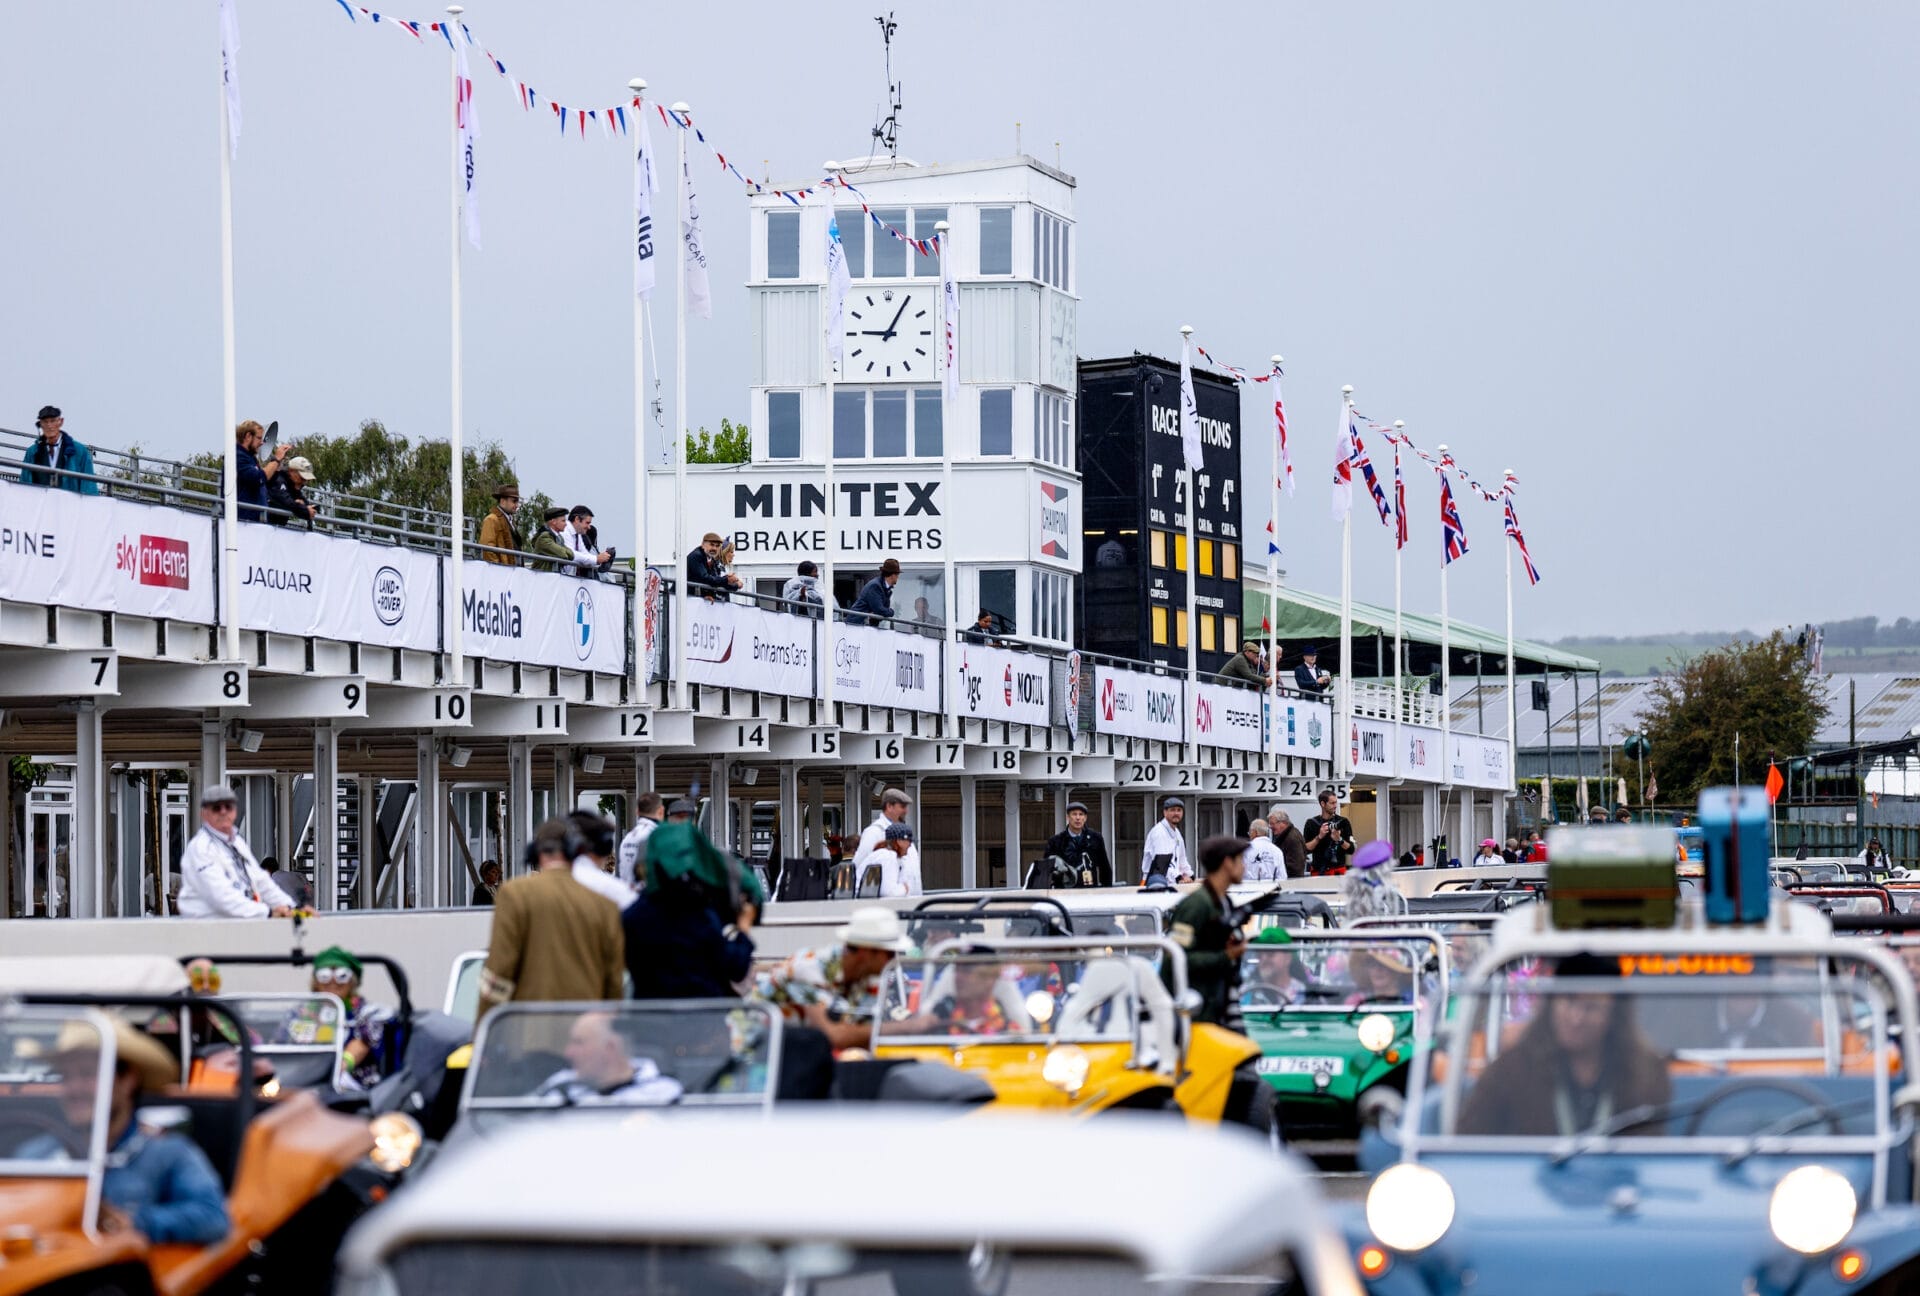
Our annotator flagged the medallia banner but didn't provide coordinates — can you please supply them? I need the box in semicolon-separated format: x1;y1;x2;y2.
1193;681;1266;753
1091;665;1184;742
236;529;441;651
831;622;939;712
457;559;625;673
953;642;1050;725
0;480;216;623
682;597;812;696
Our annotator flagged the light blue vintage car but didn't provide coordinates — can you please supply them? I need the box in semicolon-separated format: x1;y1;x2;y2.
1348;848;1920;1295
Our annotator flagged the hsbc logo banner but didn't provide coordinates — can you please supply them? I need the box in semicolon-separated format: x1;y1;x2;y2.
1093;664;1184;743
0;479;214;623
956;643;1050;725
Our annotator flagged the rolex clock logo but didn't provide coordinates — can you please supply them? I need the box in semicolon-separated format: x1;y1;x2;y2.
846;288;934;380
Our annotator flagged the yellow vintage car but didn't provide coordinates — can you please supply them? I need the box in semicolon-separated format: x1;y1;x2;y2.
869;935;1274;1139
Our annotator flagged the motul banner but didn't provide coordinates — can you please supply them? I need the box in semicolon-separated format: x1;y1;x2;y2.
0;480;215;623
236;528;440;651
1091;665;1184;742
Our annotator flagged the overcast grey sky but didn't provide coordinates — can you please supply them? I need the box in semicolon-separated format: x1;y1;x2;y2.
4;2;1913;641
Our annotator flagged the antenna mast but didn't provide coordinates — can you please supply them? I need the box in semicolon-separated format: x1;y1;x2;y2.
871;12;902;159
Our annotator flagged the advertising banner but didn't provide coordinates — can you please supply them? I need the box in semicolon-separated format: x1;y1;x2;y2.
1193;681;1265;753
236;529;440;651
1401;723;1443;783
1064;650;1082;739
832;622;939;712
1092;665;1184;742
1033;476;1075;569
683;597;812;696
0;480;215;623
458;559;626;674
1268;695;1334;762
1449;733;1513;790
1348;715;1396;778
953;642;1050;725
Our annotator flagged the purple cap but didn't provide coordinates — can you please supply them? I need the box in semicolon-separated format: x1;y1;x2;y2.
1353;839;1395;871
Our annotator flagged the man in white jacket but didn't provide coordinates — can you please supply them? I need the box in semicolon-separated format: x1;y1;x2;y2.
852;788;912;894
177;785;296;919
877;821;923;896
1140;797;1192;885
616;792;666;887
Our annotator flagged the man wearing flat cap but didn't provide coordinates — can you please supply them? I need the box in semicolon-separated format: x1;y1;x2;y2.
1045;801;1112;888
176;785;295;919
529;506;575;569
20;405;100;495
1140;796;1192;887
1216;640;1272;689
479;482;522;566
878;820;922;897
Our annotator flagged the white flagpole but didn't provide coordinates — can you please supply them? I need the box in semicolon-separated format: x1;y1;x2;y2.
936;220;958;736
1266;356;1281;767
446;4;467;687
1503;471;1517;794
1438;444;1452;754
1179;326;1197;767
629;77;648;698
217;18;239;663
1338;386;1354;783
820;167;841;721
1392;420;1405;783
670;105;691;710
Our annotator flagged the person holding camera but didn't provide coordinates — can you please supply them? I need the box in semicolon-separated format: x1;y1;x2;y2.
233;420;288;523
1043;801;1112;888
1301;788;1356;876
565;505;614;579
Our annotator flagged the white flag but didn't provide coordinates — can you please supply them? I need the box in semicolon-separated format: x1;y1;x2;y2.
219;0;241;160
1331;401;1355;522
1178;339;1202;472
681;152;711;319
633;111;659;299
826;212;851;365
940;232;960;401
454;37;480;251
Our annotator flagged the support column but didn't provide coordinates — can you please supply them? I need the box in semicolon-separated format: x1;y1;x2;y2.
312;724;339;911
273;773;295;870
1457;792;1474;870
1098;786;1118;860
553;745;575;816
506;738;535;873
1377;782;1393;851
1002;779;1021;889
711;757;732;854
0;759;13;918
1053;785;1068;829
805;776;825;859
1493;793;1508;848
634;753;657;811
72;702;106;918
198;719;227;805
778;763;800;865
959;775;978;888
843;770;862;848
357;774;379;909
415;737;443;908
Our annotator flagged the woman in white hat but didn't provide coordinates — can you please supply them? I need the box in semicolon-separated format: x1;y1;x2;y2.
750;907;911;1050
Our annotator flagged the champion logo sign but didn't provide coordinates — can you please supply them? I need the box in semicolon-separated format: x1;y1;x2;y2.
1352;723;1361;765
1037;480;1072;560
114;534;190;590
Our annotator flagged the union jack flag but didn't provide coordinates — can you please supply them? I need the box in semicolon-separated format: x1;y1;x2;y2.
1440;476;1469;565
1503;494;1540;584
1393;440;1408;551
1349;418;1393;527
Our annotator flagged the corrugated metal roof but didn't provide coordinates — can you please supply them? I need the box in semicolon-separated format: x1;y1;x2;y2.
1245;586;1601;673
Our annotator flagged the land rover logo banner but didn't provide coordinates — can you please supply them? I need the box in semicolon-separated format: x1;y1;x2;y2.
0;478;214;623
458;559;625;673
236;527;441;651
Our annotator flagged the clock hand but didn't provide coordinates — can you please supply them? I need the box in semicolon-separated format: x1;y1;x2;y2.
880;297;910;340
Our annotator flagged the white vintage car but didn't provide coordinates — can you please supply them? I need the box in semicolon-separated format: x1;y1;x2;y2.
336;1109;1364;1296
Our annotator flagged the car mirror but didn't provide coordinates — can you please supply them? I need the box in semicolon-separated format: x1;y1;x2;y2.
1174;989;1203;1017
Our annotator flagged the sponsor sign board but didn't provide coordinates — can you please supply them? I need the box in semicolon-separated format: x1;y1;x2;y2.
954;643;1050;725
236;529;440;651
681;596;812;696
0;480;214;622
831;621;939;712
1092;665;1184;743
458;560;625;674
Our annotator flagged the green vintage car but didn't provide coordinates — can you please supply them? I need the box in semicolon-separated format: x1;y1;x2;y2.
1238;929;1447;1141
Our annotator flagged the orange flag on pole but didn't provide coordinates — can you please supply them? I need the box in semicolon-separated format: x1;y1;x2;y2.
1765;761;1785;804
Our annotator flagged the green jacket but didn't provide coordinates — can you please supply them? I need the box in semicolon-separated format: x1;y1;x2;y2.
1216;653;1266;687
1163;885;1238;1026
529;527;574;568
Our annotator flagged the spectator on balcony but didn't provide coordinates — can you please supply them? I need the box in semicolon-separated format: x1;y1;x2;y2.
266;455;317;527
530;507;575;569
961;609;1004;646
781;561;825;619
565;505;614;578
851;558;900;626
1293;646;1331;697
1217;641;1273;690
479;483;522;565
911;596;941;628
234;420;286;522
20;406;99;495
687;532;740;601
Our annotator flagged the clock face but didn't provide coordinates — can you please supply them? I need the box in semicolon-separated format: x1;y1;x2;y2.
844;289;935;382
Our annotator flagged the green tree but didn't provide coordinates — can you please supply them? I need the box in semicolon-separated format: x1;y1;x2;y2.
1641;632;1828;803
684;418;750;464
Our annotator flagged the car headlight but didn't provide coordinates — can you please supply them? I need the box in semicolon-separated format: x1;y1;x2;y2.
1042;1045;1090;1095
1367;1163;1456;1253
1769;1166;1856;1255
368;1111;424;1174
1357;1013;1396;1054
1025;991;1056;1025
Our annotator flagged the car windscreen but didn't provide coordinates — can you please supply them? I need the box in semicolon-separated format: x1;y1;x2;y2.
1239;935;1440;1017
875;953;1141;1045
0;1009;112;1172
466;1003;778;1111
1423;954;1901;1150
381;1240;1304;1296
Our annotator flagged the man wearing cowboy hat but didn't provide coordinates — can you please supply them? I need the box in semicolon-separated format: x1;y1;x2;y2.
20;405;100;495
751;907;911;1050
22;1017;228;1243
478;482;522;566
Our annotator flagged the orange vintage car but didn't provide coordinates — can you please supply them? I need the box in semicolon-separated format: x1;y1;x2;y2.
0;956;417;1296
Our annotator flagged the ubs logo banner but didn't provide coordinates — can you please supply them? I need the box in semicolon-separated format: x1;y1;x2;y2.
1092;665;1184;742
956;644;1050;725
